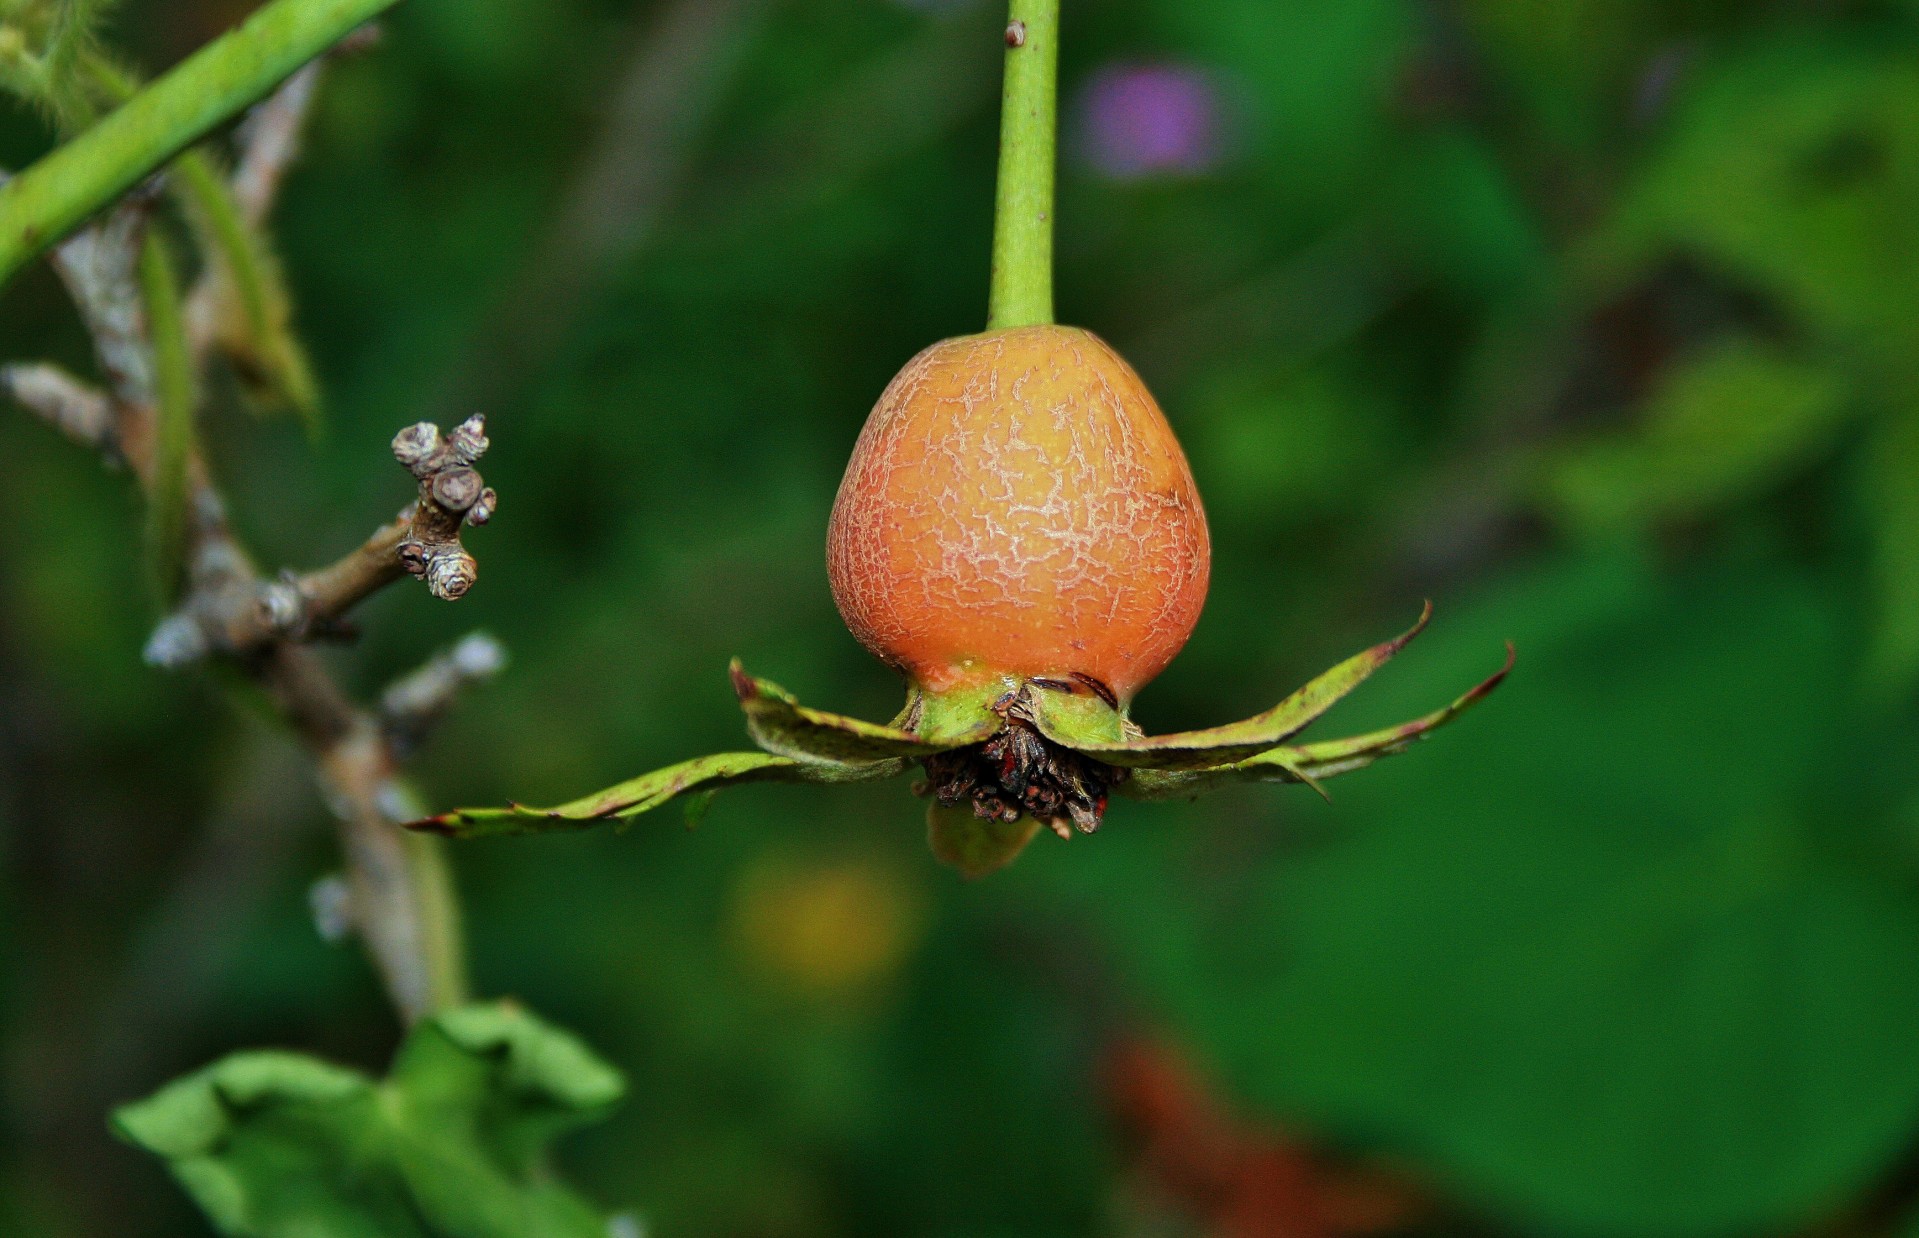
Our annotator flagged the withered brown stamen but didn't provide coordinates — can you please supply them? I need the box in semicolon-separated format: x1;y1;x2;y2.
917;685;1123;835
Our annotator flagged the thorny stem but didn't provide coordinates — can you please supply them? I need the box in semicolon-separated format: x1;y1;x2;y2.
83;48;324;422
5;48;484;1022
986;0;1060;331
0;0;402;288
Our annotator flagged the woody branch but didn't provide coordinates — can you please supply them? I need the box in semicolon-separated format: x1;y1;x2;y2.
0;68;493;1023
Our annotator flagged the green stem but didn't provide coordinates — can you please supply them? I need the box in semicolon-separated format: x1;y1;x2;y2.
404;830;470;1013
84;53;324;424
985;0;1060;331
137;230;196;603
0;0;401;291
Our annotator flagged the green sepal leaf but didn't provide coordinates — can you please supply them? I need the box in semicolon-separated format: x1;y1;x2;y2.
1118;643;1513;801
925;801;1042;879
896;678;1008;748
732;659;984;759
1020;679;1130;747
1041;604;1435;769
412;750;903;840
112;1002;623;1238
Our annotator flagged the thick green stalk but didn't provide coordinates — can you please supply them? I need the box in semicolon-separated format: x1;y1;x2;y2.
985;0;1060;331
0;0;400;290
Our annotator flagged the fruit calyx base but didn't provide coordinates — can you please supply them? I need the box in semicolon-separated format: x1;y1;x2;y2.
915;683;1124;836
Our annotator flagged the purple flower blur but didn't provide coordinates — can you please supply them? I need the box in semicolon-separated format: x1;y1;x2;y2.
1076;62;1228;181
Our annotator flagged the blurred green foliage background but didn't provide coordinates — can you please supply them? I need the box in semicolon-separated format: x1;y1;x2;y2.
8;0;1919;1234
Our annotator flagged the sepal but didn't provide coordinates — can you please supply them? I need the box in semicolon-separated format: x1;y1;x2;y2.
1117;643;1513;801
1035;605;1435;768
410;750;901;840
731;660;981;760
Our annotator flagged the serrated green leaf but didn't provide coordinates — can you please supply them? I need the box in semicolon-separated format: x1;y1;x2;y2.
412;749;903;840
394;1004;624;1173
731;659;972;760
1039;604;1435;769
113;1052;411;1237
113;1051;373;1159
113;1003;623;1238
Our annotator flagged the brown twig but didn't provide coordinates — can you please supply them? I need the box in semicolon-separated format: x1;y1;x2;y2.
226;61;325;228
381;632;508;760
0;363;117;452
7;143;484;1024
150;415;499;661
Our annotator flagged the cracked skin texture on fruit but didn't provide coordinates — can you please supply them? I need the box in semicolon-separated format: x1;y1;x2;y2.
827;324;1210;703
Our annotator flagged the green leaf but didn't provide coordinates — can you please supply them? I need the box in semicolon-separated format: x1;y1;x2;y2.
1865;400;1919;691
1542;341;1853;533
113;1003;623;1238
731;659;967;761
1071;554;1919;1237
412;749;903;840
1038;604;1438;769
1118;642;1513;800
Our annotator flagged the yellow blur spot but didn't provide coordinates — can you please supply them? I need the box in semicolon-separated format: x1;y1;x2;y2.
730;856;925;996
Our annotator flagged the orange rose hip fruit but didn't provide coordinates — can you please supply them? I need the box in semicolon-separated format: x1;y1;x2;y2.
827;324;1210;703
